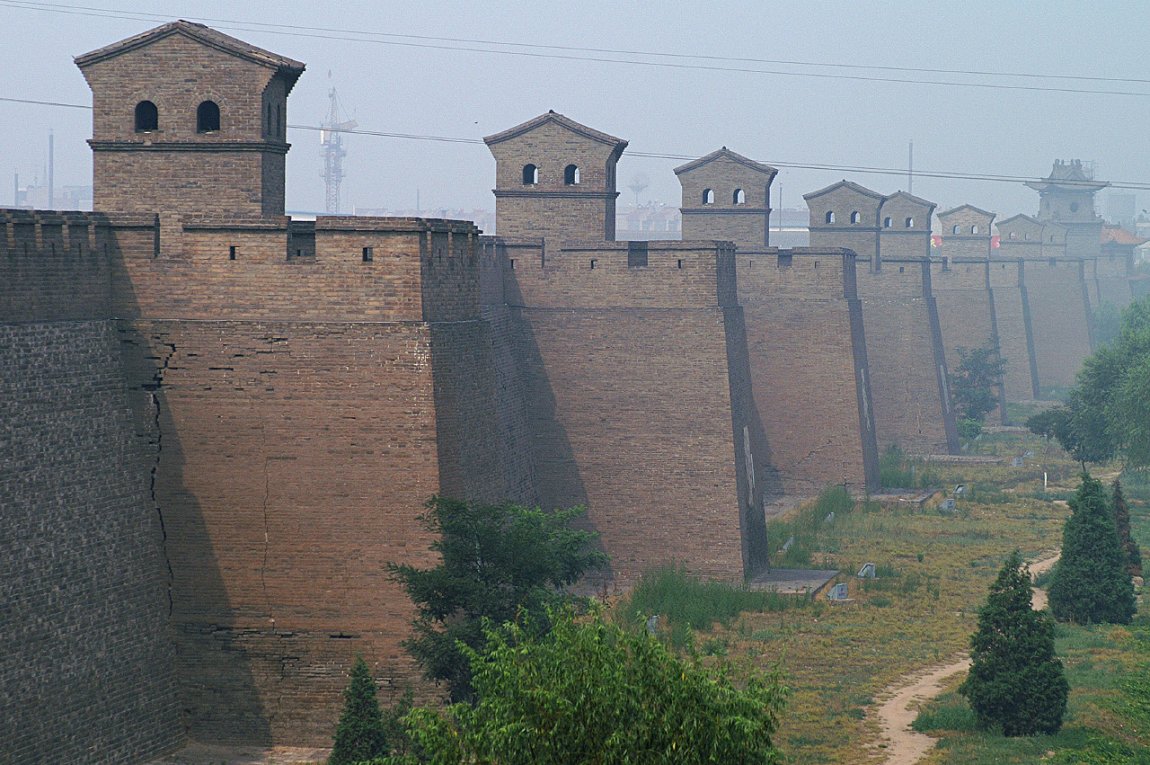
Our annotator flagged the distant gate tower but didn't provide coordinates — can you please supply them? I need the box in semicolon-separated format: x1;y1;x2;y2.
1026;159;1108;259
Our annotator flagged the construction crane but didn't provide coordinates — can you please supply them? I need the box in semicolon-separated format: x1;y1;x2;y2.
320;85;357;214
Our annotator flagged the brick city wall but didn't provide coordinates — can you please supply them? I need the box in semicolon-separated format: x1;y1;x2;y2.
503;241;767;584
1015;258;1094;392
987;258;1040;400
1096;250;1134;308
854;258;958;454
737;249;878;494
929;258;1006;421
0;216;183;764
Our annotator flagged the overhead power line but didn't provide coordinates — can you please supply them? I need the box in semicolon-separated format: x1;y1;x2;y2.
4;0;1150;97
7;94;1150;191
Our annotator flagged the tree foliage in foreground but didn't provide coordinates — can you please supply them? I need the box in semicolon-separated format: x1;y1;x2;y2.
1048;474;1136;625
949;343;1006;438
329;657;388;765
1027;296;1150;467
388;497;607;702
386;610;787;765
959;551;1068;736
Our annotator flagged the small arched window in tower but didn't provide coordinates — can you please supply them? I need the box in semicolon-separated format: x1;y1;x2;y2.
905;217;914;228
266;103;272;136
197;100;220;133
134;100;158;132
702;188;715;205
733;188;746;205
952;225;960;235
1009;232;1017;239
850;211;861;224
522;164;539;185
564;164;580;185
971;224;979;235
1024;233;1031;241
883;216;893;228
825;210;836;224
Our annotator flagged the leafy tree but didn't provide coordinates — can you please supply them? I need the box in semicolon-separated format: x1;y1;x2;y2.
1034;296;1150;468
1092;300;1123;347
388;609;787;764
1112;480;1143;578
388;497;607;702
1048;474;1136;624
949;343;1006;430
330;657;388;765
959;550;1068;736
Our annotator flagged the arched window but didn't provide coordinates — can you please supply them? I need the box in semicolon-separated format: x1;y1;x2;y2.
952;225;960;235
883;217;893;228
134;100;158;132
564;164;580;185
196;100;220;133
971;224;979;235
1009;232;1016;240
522;164;539;185
850;211;861;224
905;217;914;228
702;188;715;205
825;210;836;224
733;188;746;205
1024;233;1031;241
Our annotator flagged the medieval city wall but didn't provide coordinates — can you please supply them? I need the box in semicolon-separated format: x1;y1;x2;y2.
736;248;878;494
1096;251;1134;308
0;211;183;764
1019;257;1094;392
987;259;1040;400
929;258;1005;421
503;240;768;584
855;258;958;454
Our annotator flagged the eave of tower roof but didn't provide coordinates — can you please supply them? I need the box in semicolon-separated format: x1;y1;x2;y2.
75;20;305;90
803;179;885;201
937;203;995;220
483;110;628;150
673;147;778;178
883;190;937;211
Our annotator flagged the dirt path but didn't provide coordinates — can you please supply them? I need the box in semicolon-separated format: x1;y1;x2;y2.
872;552;1060;765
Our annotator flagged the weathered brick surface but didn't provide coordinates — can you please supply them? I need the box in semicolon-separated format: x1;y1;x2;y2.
987;258;1040;400
0;320;182;764
929;257;1006;421
1014;257;1094;392
854;259;958;453
737;249;878;494
504;241;768;584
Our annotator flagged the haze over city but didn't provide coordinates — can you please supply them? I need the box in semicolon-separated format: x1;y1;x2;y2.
4;0;1150;220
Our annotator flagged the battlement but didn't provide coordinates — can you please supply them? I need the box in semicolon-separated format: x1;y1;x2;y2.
736;247;856;302
854;256;932;297
930;257;990;290
503;239;737;309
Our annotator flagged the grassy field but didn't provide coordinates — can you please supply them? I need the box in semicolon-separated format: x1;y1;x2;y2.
609;431;1147;764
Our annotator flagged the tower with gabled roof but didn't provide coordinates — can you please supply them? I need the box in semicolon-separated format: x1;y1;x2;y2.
674;147;777;250
484;111;627;244
76;20;305;218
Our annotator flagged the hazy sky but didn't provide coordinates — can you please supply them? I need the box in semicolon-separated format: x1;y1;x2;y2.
3;0;1149;223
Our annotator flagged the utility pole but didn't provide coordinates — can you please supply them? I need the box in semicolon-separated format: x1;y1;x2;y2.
908;140;914;194
48;130;54;209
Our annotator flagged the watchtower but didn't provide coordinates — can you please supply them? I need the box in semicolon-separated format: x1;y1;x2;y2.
674;147;777;250
1025;159;1108;259
484;111;627;245
879;191;936;260
805;180;884;269
76;20;305;218
937;204;996;259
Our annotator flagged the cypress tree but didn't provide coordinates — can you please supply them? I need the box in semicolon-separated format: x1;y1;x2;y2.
1112;480;1142;578
1048;474;1136;625
329;657;387;765
959;550;1067;736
